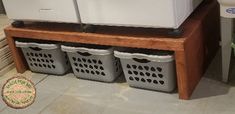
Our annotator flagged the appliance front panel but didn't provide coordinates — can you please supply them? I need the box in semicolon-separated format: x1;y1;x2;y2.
3;0;80;23
77;0;176;28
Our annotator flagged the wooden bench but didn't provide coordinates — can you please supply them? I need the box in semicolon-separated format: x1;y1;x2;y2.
4;0;220;100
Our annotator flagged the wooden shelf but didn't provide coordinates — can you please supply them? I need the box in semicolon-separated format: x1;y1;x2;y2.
4;0;220;100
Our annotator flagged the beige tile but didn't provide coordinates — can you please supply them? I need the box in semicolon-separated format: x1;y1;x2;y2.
102;101;207;114
204;93;235;114
101;86;207;114
36;75;208;114
39;95;106;114
191;77;230;99
56;77;123;107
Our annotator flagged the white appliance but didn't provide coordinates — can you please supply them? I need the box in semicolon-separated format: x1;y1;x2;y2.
219;0;235;18
218;0;235;82
2;0;80;23
76;0;203;28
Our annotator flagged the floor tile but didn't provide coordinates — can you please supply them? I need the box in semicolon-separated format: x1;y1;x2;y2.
39;94;106;114
37;76;125;114
36;75;209;114
204;92;235;114
101;85;207;114
191;77;230;99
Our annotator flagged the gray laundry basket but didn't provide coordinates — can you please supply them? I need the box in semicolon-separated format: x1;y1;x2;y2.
114;49;176;92
15;41;70;75
62;44;122;82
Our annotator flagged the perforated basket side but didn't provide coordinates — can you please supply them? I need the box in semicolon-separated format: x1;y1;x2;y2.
17;41;70;75
66;51;121;82
115;50;176;92
63;45;122;82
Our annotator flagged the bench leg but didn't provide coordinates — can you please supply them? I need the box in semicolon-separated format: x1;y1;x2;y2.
6;35;28;73
175;51;190;100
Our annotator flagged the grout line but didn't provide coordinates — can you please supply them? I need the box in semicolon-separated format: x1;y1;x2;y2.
35;75;49;86
36;77;75;114
37;94;64;114
37;76;78;114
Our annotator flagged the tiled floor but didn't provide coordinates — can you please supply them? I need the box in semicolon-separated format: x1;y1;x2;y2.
0;51;235;114
1;15;235;114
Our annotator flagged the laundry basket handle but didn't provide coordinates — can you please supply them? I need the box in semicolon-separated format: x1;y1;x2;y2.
114;50;174;62
61;45;113;55
15;41;59;50
133;58;151;63
29;47;42;51
77;52;92;56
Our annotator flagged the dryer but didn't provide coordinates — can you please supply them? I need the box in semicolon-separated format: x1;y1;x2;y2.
76;0;203;28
